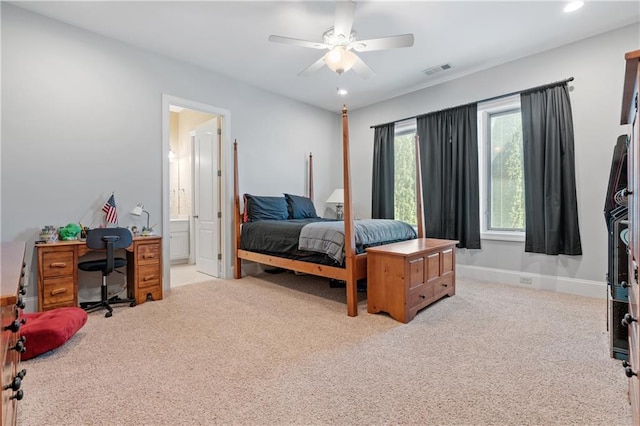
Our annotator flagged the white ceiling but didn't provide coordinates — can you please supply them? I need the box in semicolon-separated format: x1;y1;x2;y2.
11;1;640;112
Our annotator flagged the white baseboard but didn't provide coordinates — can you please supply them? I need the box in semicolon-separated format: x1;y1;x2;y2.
23;296;38;313
456;265;607;299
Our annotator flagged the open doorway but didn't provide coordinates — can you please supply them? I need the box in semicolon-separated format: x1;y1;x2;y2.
162;95;232;290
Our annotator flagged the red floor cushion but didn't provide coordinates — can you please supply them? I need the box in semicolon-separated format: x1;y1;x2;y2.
20;307;88;360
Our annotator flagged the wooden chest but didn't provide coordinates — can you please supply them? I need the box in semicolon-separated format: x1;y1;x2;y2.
366;238;457;323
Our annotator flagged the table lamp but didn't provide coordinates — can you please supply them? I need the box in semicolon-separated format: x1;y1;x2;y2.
326;189;344;220
130;203;151;233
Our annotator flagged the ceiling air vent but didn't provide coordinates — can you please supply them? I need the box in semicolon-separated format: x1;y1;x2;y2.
422;63;452;76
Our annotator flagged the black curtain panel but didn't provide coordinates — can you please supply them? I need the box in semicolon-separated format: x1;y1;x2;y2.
372;123;395;219
417;104;481;249
520;83;582;255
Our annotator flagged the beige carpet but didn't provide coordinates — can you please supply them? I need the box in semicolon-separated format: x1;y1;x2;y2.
18;272;632;425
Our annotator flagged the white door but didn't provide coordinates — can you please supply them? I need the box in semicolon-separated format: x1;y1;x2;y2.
193;118;219;277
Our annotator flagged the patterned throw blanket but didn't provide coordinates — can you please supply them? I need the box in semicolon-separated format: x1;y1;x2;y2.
298;219;417;264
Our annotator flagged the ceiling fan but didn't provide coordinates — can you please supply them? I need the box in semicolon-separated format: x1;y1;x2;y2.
268;1;414;79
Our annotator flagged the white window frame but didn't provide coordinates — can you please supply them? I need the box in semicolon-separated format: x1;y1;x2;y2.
477;95;525;242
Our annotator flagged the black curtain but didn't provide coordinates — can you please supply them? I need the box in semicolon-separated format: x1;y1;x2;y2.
416;104;480;249
521;83;582;255
372;123;395;219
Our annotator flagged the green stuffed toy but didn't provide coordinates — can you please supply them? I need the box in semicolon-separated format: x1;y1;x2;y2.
58;223;82;241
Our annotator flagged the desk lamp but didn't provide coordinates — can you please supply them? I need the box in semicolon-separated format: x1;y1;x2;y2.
326;189;344;220
130;204;151;233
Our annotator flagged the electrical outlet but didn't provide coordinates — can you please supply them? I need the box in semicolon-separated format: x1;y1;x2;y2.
519;276;532;285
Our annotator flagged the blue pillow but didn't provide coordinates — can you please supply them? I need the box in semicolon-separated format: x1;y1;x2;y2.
284;193;319;219
244;194;289;222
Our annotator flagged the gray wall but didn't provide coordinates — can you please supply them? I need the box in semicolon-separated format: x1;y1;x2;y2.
3;3;638;303
345;23;640;287
1;4;339;300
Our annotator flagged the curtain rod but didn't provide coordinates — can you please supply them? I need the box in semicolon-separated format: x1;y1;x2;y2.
370;76;575;129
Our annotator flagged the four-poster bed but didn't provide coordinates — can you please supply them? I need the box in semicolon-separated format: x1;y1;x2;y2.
233;106;426;317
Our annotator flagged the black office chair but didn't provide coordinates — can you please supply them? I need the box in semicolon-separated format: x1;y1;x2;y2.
79;227;136;317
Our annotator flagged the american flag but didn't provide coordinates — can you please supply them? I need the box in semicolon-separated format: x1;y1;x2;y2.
102;194;118;224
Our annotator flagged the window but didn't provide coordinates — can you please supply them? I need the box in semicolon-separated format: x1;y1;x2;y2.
394;120;417;225
478;95;525;241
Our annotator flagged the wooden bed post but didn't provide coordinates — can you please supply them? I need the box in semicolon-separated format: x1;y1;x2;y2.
415;134;425;239
341;106;358;317
309;152;314;201
233;140;242;279
233;108;399;318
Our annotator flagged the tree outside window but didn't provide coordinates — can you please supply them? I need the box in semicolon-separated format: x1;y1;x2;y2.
489;110;525;231
394;131;417;226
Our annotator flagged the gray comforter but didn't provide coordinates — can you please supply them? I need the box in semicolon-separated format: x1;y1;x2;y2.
298;219;417;264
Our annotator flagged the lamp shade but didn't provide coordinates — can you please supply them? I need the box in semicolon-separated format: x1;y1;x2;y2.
130;204;144;216
323;47;356;75
326;189;344;204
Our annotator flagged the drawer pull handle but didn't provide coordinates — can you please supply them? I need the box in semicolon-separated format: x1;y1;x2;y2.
622;313;637;327
143;253;156;259
4;319;25;333
51;288;68;296
419;295;426;299
3;376;21;392
10;337;26;354
144;275;156;281
10;390;24;401
442;283;448;287
623;361;637;378
51;262;67;268
16;295;26;310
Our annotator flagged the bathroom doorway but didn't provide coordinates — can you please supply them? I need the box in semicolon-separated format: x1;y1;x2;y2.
162;95;232;289
169;107;218;276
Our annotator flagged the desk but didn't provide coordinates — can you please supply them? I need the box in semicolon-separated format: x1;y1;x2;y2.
35;236;162;311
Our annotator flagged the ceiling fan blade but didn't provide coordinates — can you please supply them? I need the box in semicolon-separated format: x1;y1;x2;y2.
352;34;414;52
268;35;328;50
351;55;375;79
334;1;356;38
298;56;326;77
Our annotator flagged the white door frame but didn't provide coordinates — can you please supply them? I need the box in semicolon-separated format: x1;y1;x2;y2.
161;94;232;290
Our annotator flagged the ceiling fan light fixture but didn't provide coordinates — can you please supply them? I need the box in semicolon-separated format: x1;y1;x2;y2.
324;46;356;74
563;1;583;13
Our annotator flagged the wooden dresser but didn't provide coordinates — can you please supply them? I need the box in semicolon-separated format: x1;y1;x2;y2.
622;49;640;424
36;235;163;310
1;242;27;426
366;238;457;323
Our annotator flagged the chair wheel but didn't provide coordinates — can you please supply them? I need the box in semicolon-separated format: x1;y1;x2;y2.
130;301;136;307
105;311;113;318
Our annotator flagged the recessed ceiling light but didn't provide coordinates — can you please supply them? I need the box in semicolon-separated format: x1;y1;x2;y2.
337;87;348;96
564;1;584;13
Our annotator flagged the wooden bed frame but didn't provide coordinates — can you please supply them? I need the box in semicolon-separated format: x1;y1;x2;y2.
233;106;424;317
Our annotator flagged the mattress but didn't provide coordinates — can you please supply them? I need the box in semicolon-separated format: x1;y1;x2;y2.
240;218;417;266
